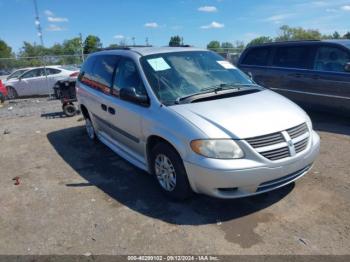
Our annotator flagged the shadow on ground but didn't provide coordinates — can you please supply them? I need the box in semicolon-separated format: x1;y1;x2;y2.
47;126;294;225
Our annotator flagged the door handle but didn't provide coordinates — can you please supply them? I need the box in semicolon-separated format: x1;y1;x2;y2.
101;104;107;111
108;107;116;115
311;75;320;80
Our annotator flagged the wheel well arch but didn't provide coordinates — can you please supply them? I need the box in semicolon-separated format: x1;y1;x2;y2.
80;104;90;119
146;135;181;168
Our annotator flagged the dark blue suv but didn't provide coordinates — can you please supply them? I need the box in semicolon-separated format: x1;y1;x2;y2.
237;40;350;114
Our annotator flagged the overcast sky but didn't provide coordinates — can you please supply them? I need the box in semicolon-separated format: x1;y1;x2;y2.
1;0;350;52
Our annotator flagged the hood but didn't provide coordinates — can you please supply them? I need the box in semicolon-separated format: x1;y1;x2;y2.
170;89;309;139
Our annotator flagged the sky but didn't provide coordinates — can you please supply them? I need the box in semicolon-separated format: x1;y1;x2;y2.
1;0;350;53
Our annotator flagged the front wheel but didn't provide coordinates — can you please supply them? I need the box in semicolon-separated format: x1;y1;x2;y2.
151;143;193;200
6;86;18;100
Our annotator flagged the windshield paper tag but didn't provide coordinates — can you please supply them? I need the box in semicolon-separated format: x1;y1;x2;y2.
217;60;236;69
147;57;171;71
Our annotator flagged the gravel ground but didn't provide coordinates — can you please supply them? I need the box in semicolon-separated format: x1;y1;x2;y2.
0;98;349;256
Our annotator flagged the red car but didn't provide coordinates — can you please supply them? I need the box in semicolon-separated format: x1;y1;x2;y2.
0;79;8;103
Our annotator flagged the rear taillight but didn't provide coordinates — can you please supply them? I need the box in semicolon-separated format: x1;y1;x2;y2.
69;72;79;77
0;80;2;85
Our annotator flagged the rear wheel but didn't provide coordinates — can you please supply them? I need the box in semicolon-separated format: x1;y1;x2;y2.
151;142;193;200
85;117;96;141
6;86;18;100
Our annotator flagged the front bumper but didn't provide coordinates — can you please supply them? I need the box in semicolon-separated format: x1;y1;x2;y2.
184;131;320;199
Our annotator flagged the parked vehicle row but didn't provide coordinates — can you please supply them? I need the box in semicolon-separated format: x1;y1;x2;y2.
4;65;79;99
237;40;350;114
77;47;320;200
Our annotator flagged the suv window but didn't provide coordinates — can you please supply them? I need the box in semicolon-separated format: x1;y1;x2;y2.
91;55;119;94
242;47;271;66
112;58;146;97
272;46;310;69
79;56;96;87
314;46;350;72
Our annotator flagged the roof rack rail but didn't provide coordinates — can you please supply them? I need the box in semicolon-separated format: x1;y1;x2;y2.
96;45;152;52
166;45;193;47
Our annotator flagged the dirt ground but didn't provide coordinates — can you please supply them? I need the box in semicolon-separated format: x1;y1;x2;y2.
0;98;349;255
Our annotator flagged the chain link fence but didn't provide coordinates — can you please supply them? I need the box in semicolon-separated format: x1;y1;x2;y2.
0;54;85;80
207;47;244;65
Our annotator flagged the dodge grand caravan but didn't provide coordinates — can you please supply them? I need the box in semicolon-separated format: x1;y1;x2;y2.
238;40;350;114
77;47;320;200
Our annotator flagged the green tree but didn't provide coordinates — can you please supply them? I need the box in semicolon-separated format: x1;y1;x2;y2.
207;40;221;49
0;39;12;58
0;39;13;69
83;35;102;54
169;35;182;47
247;36;273;46
276;25;322;41
332;31;341;39
221;42;233;48
343;32;350;39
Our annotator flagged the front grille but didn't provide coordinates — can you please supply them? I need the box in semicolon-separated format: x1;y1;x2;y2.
245;122;309;161
245;132;284;148
287;123;308;139
260;146;290;161
295;137;309;153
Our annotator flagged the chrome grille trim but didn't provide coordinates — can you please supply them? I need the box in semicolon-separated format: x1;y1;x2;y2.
245;132;284;148
245;122;310;161
260;146;290;160
295;137;309;153
287;123;308;139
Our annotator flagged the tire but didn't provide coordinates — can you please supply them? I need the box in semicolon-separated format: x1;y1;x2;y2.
6;86;18;100
151;142;193;200
63;104;77;117
0;93;4;103
85;116;97;141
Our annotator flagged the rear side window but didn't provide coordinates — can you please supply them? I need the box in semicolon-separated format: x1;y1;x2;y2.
78;56;96;85
314;46;350;72
272;46;310;69
90;55;119;94
241;47;270;66
47;68;61;75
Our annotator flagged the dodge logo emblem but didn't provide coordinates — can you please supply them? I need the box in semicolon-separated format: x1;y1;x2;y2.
288;140;293;147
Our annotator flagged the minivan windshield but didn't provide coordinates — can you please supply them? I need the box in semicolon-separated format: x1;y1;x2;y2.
140;51;255;105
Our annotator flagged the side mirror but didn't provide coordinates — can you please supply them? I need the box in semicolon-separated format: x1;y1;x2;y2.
345;62;350;72
119;87;149;106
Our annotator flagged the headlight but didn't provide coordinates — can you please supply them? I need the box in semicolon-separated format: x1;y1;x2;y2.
190;139;244;159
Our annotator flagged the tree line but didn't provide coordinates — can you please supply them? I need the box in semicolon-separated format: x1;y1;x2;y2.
1;25;350;70
207;25;350;50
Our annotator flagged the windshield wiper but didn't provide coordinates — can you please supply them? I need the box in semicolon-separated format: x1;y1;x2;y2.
175;83;250;104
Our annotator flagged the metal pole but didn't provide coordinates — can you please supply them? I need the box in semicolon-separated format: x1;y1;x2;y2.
79;33;84;63
33;0;51;98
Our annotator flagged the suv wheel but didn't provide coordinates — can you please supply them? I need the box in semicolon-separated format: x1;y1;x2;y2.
151;143;193;200
85;117;96;140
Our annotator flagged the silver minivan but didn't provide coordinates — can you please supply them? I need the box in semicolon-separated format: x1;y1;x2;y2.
77;47;320;200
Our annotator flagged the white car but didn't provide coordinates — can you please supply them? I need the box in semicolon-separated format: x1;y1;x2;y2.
5;65;79;99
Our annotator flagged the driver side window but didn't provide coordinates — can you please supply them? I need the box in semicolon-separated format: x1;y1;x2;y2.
112;58;146;97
